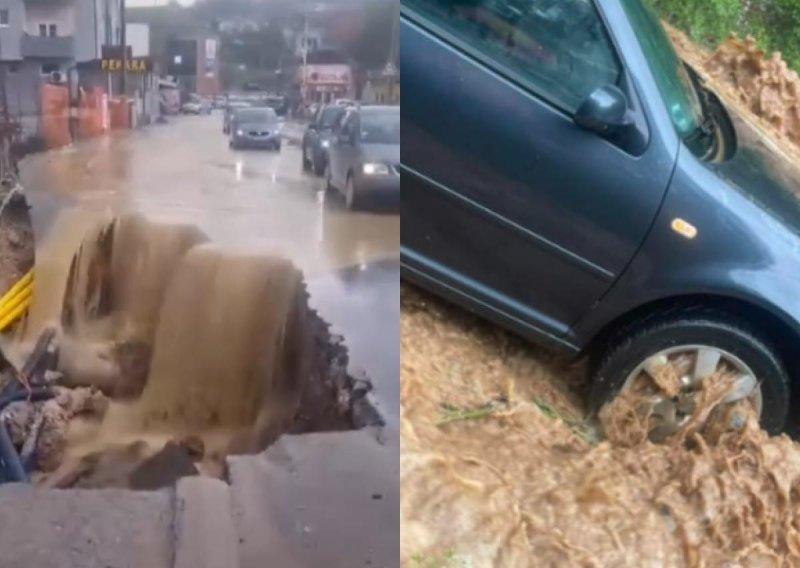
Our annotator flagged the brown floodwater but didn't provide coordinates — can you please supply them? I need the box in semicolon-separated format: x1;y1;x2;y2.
11;211;381;489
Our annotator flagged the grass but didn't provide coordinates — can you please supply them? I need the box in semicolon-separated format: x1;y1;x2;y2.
437;401;499;426
532;397;597;445
408;550;471;568
436;396;596;444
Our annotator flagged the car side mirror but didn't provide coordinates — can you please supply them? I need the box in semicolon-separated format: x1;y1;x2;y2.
574;85;634;136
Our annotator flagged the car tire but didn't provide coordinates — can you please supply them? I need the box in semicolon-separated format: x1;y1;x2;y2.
313;154;325;177
590;309;790;437
302;145;311;171
345;174;361;211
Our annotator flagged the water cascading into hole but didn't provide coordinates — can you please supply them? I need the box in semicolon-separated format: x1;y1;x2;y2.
12;212;380;489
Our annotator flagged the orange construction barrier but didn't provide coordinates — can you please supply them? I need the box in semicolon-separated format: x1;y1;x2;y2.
39;84;70;149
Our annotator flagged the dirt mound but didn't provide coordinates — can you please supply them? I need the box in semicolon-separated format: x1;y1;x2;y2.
666;26;800;159
401;285;800;567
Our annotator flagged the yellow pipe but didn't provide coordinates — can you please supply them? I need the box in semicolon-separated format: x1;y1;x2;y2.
0;270;33;311
0;290;31;332
0;286;31;322
0;281;32;316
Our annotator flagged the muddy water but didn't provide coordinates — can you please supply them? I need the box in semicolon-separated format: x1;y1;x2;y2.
401;285;800;567
18;211;372;488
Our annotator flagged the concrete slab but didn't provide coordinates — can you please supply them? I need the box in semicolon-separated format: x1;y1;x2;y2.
227;429;399;568
0;483;173;568
174;477;240;568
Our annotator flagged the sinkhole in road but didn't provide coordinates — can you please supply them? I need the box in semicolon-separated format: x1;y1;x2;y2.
11;212;382;489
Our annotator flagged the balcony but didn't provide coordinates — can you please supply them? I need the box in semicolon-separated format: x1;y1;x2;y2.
20;34;74;59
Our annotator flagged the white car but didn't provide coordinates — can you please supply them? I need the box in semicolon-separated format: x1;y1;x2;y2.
182;97;212;115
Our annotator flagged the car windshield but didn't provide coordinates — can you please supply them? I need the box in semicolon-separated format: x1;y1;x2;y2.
360;110;400;144
234;108;276;123
619;0;704;138
318;108;344;128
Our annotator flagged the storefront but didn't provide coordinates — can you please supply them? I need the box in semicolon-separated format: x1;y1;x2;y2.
297;64;353;104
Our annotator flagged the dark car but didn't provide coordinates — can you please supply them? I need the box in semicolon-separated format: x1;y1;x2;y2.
302;105;347;175
222;100;252;134
402;0;800;440
229;107;282;150
265;95;289;117
326;105;400;210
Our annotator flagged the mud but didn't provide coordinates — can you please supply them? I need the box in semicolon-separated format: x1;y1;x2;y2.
0;183;34;309
400;285;800;567
5;211;382;489
667;25;800;162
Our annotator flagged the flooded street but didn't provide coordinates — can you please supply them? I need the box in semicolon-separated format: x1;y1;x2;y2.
19;114;400;430
21;114;399;277
1;114;400;494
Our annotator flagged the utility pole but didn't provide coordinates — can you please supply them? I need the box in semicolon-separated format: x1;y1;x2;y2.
120;0;127;95
301;2;308;104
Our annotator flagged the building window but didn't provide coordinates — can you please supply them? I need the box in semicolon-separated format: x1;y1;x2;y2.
39;24;46;37
0;10;9;28
48;24;57;37
41;62;59;76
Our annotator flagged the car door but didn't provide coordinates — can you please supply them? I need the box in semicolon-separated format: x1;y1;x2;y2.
338;113;362;185
330;112;355;188
401;0;676;342
305;108;322;159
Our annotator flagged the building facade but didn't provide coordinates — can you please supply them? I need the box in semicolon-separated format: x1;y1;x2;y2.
0;0;122;134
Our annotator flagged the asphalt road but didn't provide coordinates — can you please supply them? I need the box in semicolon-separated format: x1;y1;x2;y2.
19;113;401;427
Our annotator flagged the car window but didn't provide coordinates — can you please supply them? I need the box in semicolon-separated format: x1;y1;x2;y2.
360;111;400;144
319;108;345;128
335;112;352;134
234;108;277;123
404;0;622;113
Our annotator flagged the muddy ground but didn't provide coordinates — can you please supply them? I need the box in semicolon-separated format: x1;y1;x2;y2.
400;34;800;568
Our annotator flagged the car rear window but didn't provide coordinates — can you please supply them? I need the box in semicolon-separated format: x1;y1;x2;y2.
360;110;400;144
235;108;277;122
319;108;345;128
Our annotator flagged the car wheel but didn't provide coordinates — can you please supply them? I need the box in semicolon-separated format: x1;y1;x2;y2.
345;174;361;211
302;145;310;170
313;154;325;177
590;309;790;442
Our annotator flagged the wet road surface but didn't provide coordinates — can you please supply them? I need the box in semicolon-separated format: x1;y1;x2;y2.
21;114;399;277
19;114;400;423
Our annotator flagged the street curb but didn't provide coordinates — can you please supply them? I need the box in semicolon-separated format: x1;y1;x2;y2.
173;477;240;568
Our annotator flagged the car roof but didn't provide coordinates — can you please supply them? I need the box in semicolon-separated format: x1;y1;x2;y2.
353;105;399;115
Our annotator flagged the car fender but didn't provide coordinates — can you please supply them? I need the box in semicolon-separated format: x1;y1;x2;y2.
571;148;800;349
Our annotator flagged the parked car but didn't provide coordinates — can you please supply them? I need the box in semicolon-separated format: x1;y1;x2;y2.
223;100;252;134
402;0;800;440
229;107;282;150
181;96;211;115
334;99;356;107
265;95;289;117
302;104;347;175
326;105;399;210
